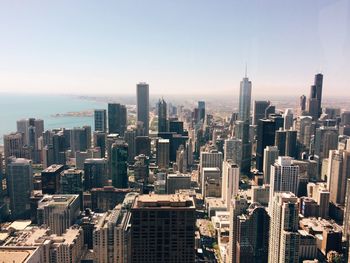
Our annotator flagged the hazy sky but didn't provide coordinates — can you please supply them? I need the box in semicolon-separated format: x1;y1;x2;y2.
0;0;349;97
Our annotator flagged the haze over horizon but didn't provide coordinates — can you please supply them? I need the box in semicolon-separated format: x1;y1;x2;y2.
1;0;349;96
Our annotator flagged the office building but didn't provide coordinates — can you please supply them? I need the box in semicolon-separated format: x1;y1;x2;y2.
268;192;300;263
158;98;168;132
202;167;221;198
41;164;65;194
108;103;127;136
156;138;169;169
7;158;33;219
263;146;279;184
166;173;191;194
136;82;149;136
60;168;83;208
84;158;108;191
90;187;132;212
198;101;206;123
253;100;270;125
228;195;249;263
236;204;270;263
93;204;131;263
93;131;107;157
135;136;151;157
3;132;25;166
238;76;252;122
70;126;91;154
256;115;284;171
327;149;350;205
307;73;323;120
110;141;128;188
221;160;240;209
94;109;107;132
314;126;338;160
130;194;195;262
124;129;136;163
37;194;80;235
283;109;294;130
269;157;299;210
199;150;223;180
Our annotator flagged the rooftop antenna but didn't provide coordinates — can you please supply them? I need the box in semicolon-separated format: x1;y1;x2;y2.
245;63;248;78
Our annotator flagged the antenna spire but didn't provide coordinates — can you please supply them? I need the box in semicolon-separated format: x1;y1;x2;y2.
245;63;248;78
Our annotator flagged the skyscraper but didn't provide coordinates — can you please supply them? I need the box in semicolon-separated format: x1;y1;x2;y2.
7;158;33;219
253;100;270;125
37;194;80;235
238;76;252;122
269;157;300;210
94;109;107;132
110;141;128;188
221;160;240;209
327;149;350;205
263;146;279;184
283;109;294;130
84;158;108;191
268;192;300;263
198;101;206;123
130;194;195;262
136;83;149;136
256;115;284;171
108;103;127;136
156;139;169;169
307;73;323;120
41;164;65;194
158;98;167;133
236;204;270;263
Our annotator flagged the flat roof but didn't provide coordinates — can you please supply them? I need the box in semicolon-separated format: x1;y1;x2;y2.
0;247;38;262
133;194;195;209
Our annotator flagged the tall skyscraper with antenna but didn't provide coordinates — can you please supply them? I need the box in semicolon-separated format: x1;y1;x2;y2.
238;69;252;123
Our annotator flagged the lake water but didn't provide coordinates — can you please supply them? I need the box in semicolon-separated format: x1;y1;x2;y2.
0;94;106;144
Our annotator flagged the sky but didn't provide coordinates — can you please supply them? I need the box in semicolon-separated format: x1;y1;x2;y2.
0;0;349;97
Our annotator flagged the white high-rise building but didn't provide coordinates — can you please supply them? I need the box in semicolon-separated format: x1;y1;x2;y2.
238;76;252;122
268;192;300;263
283;108;294;130
93;204;130;263
263;146;279;184
221;160;240;209
269;157;299;213
199;150;223;182
37;194;80;235
327;149;350;205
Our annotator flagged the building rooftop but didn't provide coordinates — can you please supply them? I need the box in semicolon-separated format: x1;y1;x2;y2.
0;247;39;263
42;164;64;173
38;194;79;208
133;194;195;209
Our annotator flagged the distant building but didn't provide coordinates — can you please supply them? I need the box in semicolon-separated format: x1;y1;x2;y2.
238;76;252;122
253;100;270;125
156;139;169;169
158;98;168;133
110;141;128;188
108;103;127;136
136;83;149;136
84;158;108;191
94;109;107;132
